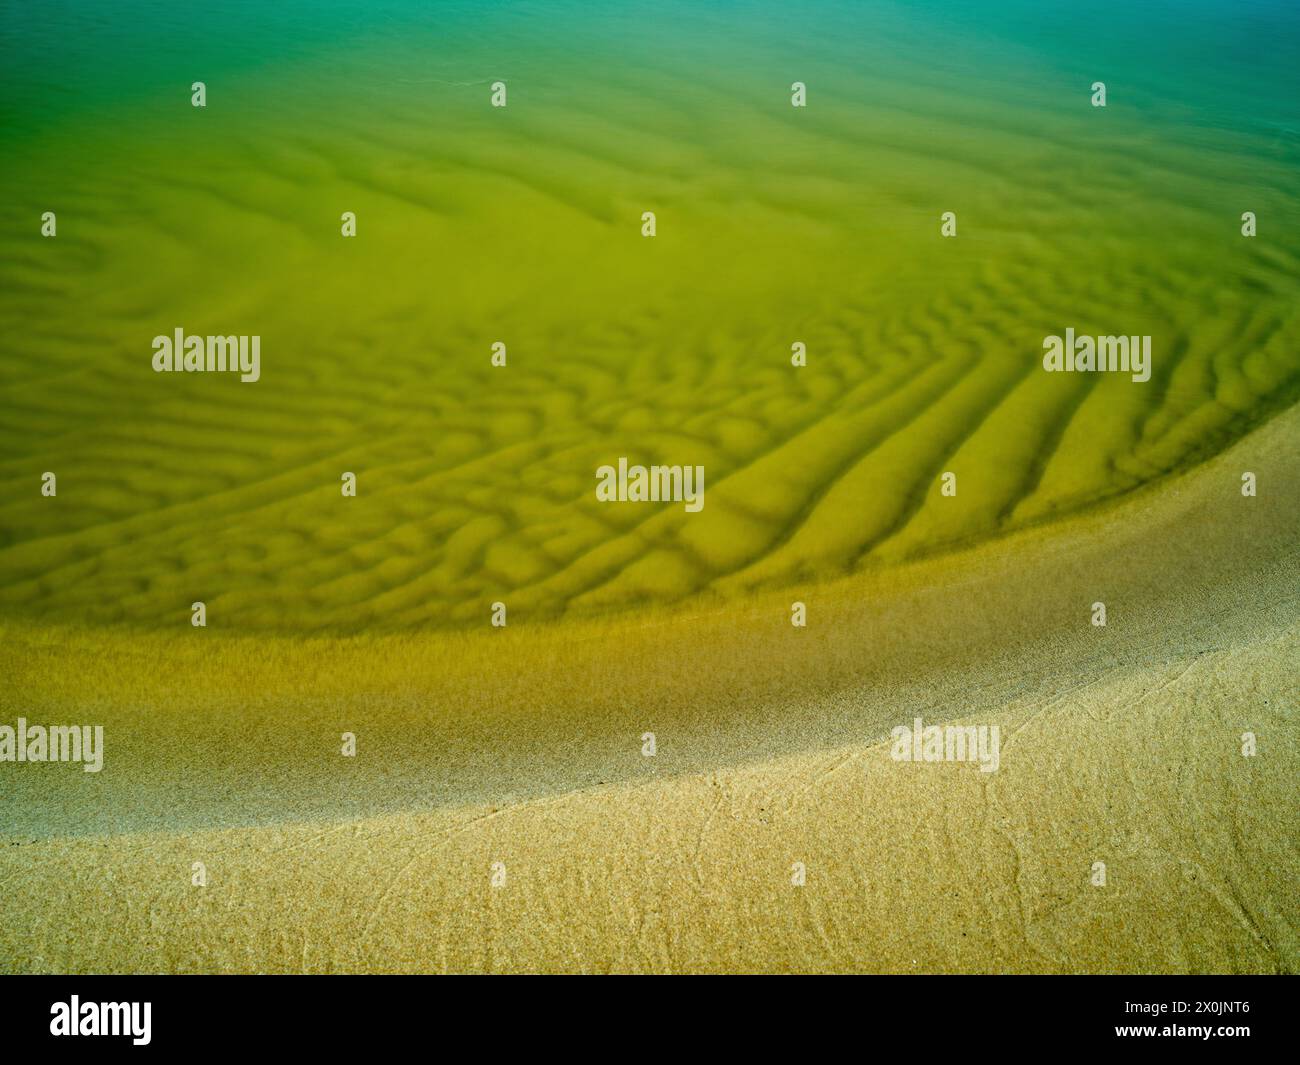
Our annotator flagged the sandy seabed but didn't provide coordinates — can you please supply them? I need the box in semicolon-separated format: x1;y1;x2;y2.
1;406;1296;974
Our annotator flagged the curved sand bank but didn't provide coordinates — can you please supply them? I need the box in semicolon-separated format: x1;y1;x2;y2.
1;405;1296;973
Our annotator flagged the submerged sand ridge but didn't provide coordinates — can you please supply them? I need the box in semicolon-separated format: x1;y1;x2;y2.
0;403;1295;972
3;404;1296;839
3;5;1299;633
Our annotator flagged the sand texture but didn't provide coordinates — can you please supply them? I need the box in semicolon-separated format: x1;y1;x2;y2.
2;0;1297;975
2;403;1294;973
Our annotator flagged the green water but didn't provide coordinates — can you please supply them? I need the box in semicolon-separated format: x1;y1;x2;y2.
2;0;1298;631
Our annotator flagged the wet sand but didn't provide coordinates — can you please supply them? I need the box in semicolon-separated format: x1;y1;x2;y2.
1;403;1294;973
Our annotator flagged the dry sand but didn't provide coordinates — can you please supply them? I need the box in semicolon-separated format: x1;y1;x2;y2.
1;407;1296;973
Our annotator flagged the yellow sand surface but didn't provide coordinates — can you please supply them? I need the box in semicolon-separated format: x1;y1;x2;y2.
1;408;1296;973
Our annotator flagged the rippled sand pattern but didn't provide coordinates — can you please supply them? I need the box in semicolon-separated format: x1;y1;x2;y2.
2;2;1298;633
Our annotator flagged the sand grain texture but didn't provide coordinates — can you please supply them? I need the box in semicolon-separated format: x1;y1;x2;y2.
2;405;1295;973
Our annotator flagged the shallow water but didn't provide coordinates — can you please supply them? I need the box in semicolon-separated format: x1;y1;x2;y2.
2;0;1298;631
